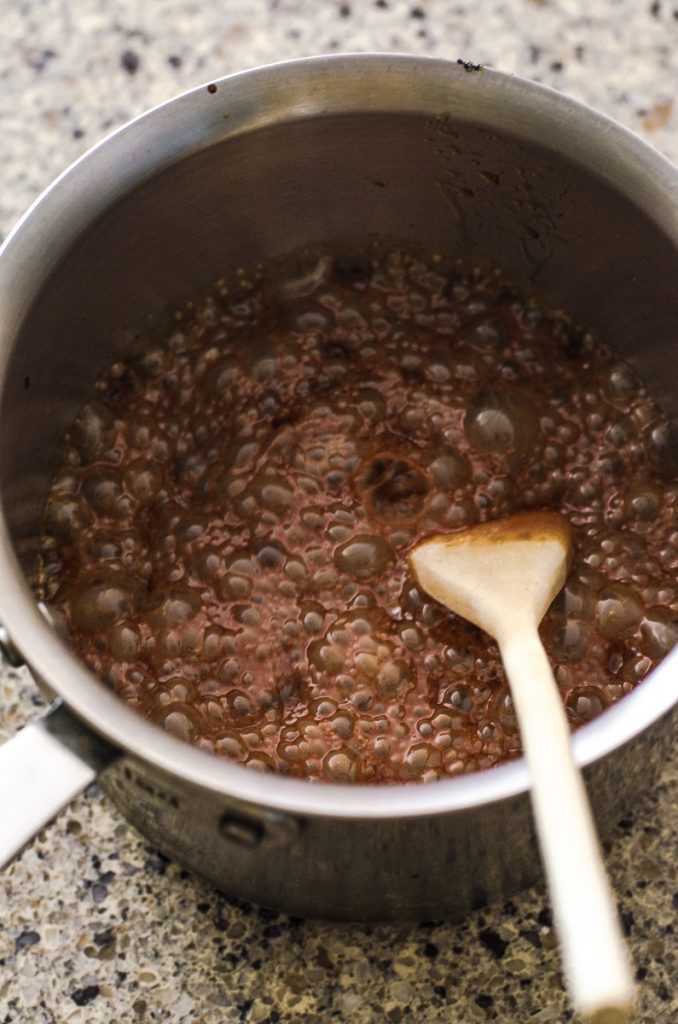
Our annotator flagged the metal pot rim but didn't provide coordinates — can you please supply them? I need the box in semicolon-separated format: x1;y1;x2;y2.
1;52;677;820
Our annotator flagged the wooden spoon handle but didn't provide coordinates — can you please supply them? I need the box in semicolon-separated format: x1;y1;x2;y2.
499;626;636;1023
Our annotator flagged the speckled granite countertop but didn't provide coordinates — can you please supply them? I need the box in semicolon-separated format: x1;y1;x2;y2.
1;1;677;1022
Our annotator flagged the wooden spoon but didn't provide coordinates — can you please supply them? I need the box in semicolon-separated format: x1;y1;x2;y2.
409;511;635;1024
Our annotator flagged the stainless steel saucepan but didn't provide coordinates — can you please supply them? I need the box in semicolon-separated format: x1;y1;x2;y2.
0;54;676;921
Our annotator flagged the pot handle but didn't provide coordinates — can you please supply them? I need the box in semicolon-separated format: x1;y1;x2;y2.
0;699;119;869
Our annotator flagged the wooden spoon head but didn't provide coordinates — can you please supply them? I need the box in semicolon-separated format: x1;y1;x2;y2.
408;511;573;641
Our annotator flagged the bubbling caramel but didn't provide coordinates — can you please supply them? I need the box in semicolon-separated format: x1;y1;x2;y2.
39;249;678;783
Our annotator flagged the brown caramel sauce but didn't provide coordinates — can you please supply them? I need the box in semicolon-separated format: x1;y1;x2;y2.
39;249;678;784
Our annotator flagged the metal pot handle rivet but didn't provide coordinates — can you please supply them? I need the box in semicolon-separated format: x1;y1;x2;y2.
219;813;265;847
219;808;303;849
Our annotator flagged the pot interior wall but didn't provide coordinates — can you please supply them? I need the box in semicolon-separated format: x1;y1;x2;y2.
3;110;678;568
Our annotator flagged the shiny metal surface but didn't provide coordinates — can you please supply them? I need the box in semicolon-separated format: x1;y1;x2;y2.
0;55;676;919
0;701;118;868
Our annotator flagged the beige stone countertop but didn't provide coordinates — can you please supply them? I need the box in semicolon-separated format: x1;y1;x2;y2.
0;1;677;1022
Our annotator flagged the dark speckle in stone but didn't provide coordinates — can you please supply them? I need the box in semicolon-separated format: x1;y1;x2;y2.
479;927;509;959
15;930;40;952
120;50;140;75
225;893;253;915
423;941;439;958
434;985;447;998
31;49;57;72
93;927;115;948
71;985;100;1007
237;999;253;1019
339;3;351;15
91;883;109;903
316;945;335;972
537;907;553;928
650;1;661;15
144;849;170;875
550;60;564;72
475;993;494;1009
167;54;182;68
196;902;210;913
657;982;671;1001
410;5;425;15
520;928;542;949
621;910;634;936
375;0;388;6
636;966;648;981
